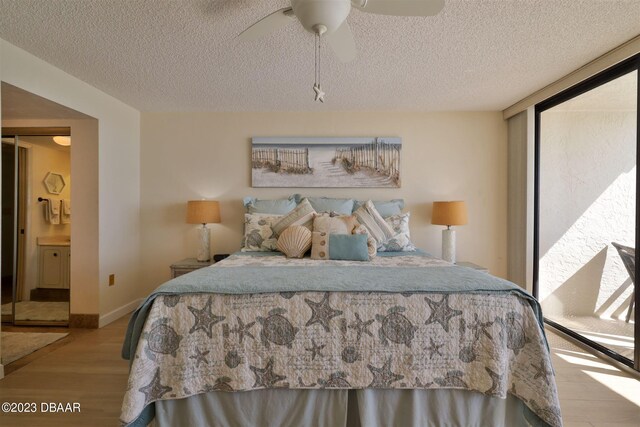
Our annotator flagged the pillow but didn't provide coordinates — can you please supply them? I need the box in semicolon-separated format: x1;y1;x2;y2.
313;214;358;235
353;199;404;217
306;197;354;215
354;224;377;259
352;200;395;246
311;232;369;261
241;213;281;252
243;195;299;214
276;225;312;258
272;198;317;237
378;212;417;252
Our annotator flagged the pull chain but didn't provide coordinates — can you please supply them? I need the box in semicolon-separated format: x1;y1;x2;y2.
313;31;325;103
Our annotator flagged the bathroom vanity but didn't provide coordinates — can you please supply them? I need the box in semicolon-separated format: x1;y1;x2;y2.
37;236;70;289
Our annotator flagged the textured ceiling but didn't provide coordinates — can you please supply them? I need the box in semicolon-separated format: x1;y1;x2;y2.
1;0;639;112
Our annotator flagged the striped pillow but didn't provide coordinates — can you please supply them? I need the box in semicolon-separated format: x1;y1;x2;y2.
353;200;395;245
272;198;316;237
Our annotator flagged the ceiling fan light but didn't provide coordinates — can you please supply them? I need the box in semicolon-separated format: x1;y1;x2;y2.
53;136;71;146
292;0;351;34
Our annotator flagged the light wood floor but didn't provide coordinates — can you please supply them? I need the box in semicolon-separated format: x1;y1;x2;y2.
0;316;129;426
545;330;640;427
0;315;638;427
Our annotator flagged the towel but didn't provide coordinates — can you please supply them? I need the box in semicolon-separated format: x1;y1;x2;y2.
44;198;61;225
43;199;51;223
61;199;71;224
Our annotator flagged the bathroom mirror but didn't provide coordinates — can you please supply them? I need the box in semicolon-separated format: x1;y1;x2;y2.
44;171;66;194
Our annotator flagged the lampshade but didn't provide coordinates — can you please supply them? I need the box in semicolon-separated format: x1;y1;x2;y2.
186;200;221;224
431;201;468;226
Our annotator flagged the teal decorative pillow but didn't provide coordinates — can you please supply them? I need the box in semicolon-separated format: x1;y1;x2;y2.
353;199;404;217
243;195;299;214
241;213;281;252
311;232;369;261
378;212;417;252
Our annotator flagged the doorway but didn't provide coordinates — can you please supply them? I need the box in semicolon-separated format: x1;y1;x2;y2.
1;130;71;326
1;143;26;321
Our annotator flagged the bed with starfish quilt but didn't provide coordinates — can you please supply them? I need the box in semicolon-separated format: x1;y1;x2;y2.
121;251;562;427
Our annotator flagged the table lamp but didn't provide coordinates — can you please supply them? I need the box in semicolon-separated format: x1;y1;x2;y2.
186;200;221;262
431;201;467;263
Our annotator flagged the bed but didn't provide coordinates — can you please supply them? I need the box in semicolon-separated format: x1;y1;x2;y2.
121;251;562;427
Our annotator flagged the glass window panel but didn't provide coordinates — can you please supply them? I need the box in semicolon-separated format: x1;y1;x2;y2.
539;70;637;361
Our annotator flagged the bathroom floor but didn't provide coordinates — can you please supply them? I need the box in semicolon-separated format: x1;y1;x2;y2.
1;301;69;322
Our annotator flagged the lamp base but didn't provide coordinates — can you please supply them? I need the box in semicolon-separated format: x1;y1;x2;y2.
197;225;211;262
442;228;456;263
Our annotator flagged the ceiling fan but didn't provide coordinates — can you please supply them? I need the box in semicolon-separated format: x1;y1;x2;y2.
238;0;445;101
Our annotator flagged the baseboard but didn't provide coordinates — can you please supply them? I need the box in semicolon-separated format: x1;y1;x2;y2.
69;313;99;328
99;298;142;328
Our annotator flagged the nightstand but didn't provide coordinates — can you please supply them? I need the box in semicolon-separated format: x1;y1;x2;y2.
170;258;215;278
456;261;489;273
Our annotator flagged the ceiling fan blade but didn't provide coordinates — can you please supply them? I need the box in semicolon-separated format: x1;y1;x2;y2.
353;0;444;17
237;7;295;41
326;21;357;63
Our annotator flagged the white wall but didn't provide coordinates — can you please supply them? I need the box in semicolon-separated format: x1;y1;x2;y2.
0;39;142;323
140;111;508;294
539;110;636;319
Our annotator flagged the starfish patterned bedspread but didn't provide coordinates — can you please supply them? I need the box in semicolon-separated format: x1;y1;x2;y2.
121;252;562;427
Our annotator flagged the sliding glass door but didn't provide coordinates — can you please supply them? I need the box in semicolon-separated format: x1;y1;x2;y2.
535;55;639;370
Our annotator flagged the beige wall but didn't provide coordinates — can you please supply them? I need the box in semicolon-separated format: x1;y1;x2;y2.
141;111;508;294
0;39;142;326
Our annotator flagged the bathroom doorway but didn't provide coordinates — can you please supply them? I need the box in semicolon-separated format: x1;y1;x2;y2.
1;130;71;326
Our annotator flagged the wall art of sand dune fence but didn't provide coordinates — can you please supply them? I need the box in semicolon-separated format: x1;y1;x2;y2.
332;141;401;185
252;148;312;174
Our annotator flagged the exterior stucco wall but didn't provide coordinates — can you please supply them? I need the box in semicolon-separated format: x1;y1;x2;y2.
539;109;636;319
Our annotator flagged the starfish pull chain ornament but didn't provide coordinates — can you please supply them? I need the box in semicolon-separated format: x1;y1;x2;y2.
313;83;325;103
313;31;325;103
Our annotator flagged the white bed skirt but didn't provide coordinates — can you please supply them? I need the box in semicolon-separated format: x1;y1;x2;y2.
153;388;547;427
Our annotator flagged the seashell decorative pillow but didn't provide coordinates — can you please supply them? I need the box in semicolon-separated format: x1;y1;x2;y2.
378;212;417;252
276;225;312;258
241;213;282;252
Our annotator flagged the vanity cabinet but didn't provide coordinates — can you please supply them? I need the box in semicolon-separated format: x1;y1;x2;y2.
38;245;70;289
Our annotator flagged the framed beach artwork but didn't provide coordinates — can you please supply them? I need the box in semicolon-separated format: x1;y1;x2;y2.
251;137;401;188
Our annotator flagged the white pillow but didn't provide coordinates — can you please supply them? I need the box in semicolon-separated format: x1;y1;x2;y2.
272;198;316;237
378;212;417;252
352;200;395;245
